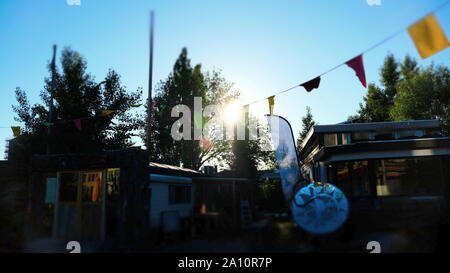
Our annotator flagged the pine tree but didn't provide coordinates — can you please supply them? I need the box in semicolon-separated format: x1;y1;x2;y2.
297;106;315;148
147;48;239;170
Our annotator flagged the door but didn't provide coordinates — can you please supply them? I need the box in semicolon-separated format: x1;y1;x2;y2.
55;170;104;240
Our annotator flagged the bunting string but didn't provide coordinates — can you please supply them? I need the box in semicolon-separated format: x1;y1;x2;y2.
241;0;450;113
2;103;143;136
3;2;450;133
2;109;119;137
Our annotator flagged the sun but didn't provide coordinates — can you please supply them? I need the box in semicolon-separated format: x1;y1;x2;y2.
223;101;242;125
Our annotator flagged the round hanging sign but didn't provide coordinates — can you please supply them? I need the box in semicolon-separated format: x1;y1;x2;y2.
291;182;349;234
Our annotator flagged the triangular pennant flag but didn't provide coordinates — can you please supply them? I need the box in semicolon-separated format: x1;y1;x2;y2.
11;126;20;137
408;14;450;59
131;104;142;108
199;137;213;149
268;96;275;115
194;114;202;131
300;77;321;92
101;110;116;116
73;119;82;131
346;55;367;88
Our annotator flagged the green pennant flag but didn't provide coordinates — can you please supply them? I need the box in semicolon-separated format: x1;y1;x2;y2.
43;122;54;126
131;104;142;108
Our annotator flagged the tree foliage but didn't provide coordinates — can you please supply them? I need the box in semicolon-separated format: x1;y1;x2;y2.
390;64;450;134
355;54;399;122
297;106;315;148
257;177;287;213
224;115;277;178
351;53;449;135
12;47;143;156
147;48;239;170
147;48;276;172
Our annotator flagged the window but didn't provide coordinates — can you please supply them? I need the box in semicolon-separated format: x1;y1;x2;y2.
335;162;352;196
395;130;424;139
424;129;442;137
56;170;103;240
335;133;350;145
169;184;191;204
81;172;102;203
350;161;371;196
334;161;371;197
342;133;350;144
374;132;393;140
45;177;57;204
337;133;343;145
59;172;79;202
352;131;374;142
324;134;337;146
107;168;120;200
43;174;57;236
375;157;444;196
332;157;445;198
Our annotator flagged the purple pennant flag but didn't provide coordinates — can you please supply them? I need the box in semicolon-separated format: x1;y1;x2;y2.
300;76;321;92
73;119;82;131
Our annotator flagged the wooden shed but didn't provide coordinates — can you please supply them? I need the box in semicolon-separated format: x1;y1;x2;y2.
25;147;150;251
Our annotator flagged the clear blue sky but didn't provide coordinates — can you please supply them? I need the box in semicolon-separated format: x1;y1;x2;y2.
1;0;450;157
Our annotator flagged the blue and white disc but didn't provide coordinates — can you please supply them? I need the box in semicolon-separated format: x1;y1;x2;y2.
292;182;349;234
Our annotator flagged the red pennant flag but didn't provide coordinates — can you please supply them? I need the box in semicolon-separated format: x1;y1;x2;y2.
199;137;213;149
73;119;82;131
300;76;321;92
346;55;367;88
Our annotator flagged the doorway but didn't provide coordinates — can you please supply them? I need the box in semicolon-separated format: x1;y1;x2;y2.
53;170;105;241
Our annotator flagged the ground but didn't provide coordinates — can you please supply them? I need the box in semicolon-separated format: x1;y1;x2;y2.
20;216;441;253
150;216;439;253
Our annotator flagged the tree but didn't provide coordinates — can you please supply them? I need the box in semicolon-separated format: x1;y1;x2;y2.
12;47;143;156
147;48;239;170
380;54;400;102
148;48;277;172
400;55;419;80
297;106;315;148
390;64;450;134
257;176;287;213
7;47;143;251
353;54;401;122
349;53;450;135
225;115;276;178
356;83;390;122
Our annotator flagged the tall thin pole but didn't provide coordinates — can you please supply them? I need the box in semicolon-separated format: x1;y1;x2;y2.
147;11;154;157
47;45;57;154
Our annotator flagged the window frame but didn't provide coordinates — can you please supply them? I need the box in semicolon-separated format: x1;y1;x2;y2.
168;184;192;205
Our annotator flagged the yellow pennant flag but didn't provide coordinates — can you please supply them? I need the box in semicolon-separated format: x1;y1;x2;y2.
408;14;450;59
11;126;21;137
268;96;275;115
101;110;116;116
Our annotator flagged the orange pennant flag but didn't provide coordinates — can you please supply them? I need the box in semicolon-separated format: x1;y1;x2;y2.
408;14;450;59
